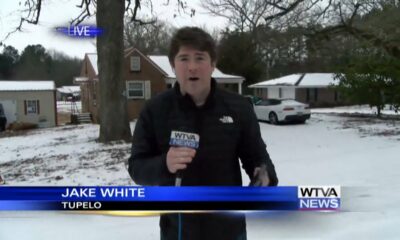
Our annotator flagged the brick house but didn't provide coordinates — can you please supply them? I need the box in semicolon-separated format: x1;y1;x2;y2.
78;48;245;122
249;73;345;107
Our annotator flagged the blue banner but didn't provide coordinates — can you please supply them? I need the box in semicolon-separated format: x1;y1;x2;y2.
0;186;340;211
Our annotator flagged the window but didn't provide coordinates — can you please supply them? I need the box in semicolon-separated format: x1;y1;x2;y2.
130;56;141;72
126;80;151;99
127;81;144;99
25;100;40;115
307;88;318;102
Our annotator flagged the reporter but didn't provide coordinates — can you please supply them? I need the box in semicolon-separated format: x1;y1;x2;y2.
128;27;278;240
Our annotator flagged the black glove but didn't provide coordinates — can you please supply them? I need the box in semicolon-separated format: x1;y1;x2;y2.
250;164;278;186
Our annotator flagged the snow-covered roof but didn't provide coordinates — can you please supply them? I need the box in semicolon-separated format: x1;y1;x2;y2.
148;56;174;78
148;55;244;82
299;73;339;87
249;73;339;88
250;74;302;88
57;86;81;94
0;81;55;91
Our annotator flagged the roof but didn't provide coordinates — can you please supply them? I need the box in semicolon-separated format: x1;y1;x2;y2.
0;81;56;91
148;55;244;82
57;86;81;94
300;73;339;87
148;56;174;77
249;73;339;88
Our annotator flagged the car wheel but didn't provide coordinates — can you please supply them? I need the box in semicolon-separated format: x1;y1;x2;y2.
269;112;279;125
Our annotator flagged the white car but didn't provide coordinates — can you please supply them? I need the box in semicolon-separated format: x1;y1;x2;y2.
253;99;311;124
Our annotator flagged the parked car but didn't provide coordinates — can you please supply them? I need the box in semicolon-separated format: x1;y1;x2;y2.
0;103;7;131
253;99;311;124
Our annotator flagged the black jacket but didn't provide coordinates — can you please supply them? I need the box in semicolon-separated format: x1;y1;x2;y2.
128;79;278;239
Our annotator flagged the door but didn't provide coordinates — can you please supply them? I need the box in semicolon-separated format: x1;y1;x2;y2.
0;100;17;128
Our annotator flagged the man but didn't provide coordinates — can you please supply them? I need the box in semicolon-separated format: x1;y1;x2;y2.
128;27;278;240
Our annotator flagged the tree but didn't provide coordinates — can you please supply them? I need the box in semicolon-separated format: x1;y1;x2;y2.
217;30;266;89
96;0;131;142
124;18;174;55
0;45;19;79
201;0;318;33
15;44;52;80
307;0;400;60
48;50;82;87
335;53;400;117
5;0;190;143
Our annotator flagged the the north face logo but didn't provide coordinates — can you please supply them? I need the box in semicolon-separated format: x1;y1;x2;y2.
219;116;234;123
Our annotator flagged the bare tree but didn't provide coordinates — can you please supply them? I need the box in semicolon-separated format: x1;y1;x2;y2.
201;0;319;33
306;0;400;59
124;18;175;54
4;0;189;143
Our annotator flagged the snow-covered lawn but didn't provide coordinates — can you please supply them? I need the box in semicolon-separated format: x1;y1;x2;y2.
0;112;399;239
312;104;399;116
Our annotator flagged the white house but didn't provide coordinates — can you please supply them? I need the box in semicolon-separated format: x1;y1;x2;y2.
57;86;81;101
249;73;343;107
0;81;57;128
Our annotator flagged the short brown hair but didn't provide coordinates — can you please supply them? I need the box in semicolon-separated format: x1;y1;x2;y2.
168;27;217;67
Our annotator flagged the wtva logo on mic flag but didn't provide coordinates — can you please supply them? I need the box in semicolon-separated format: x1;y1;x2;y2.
170;131;200;149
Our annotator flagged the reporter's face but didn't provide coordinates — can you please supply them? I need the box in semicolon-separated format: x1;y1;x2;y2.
173;46;215;97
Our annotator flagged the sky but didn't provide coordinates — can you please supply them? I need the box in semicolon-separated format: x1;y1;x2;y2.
0;0;228;59
0;106;399;238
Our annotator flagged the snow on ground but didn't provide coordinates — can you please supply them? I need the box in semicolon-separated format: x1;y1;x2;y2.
312;104;399;116
0;112;400;239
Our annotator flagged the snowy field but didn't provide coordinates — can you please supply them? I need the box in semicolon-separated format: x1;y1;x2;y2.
0;110;399;239
312;104;399;116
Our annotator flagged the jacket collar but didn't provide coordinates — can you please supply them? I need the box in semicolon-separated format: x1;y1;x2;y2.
174;78;217;110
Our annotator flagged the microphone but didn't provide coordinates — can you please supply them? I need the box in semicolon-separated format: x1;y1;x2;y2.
169;130;200;186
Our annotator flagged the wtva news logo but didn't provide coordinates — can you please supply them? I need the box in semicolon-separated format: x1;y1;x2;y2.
55;25;104;38
169;131;200;149
298;186;341;211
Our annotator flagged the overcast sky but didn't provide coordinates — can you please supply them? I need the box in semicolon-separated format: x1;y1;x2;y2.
0;0;227;59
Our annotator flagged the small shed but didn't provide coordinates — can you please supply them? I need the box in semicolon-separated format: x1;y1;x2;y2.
0;81;57;128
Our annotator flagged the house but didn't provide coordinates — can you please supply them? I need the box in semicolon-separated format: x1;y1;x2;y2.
78;48;245;122
249;73;344;107
0;81;57;128
56;86;81;101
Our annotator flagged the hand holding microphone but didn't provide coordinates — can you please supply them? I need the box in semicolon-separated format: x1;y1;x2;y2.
166;147;196;174
168;130;200;186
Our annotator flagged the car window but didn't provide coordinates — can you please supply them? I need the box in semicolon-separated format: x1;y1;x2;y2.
270;99;281;105
257;100;270;106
